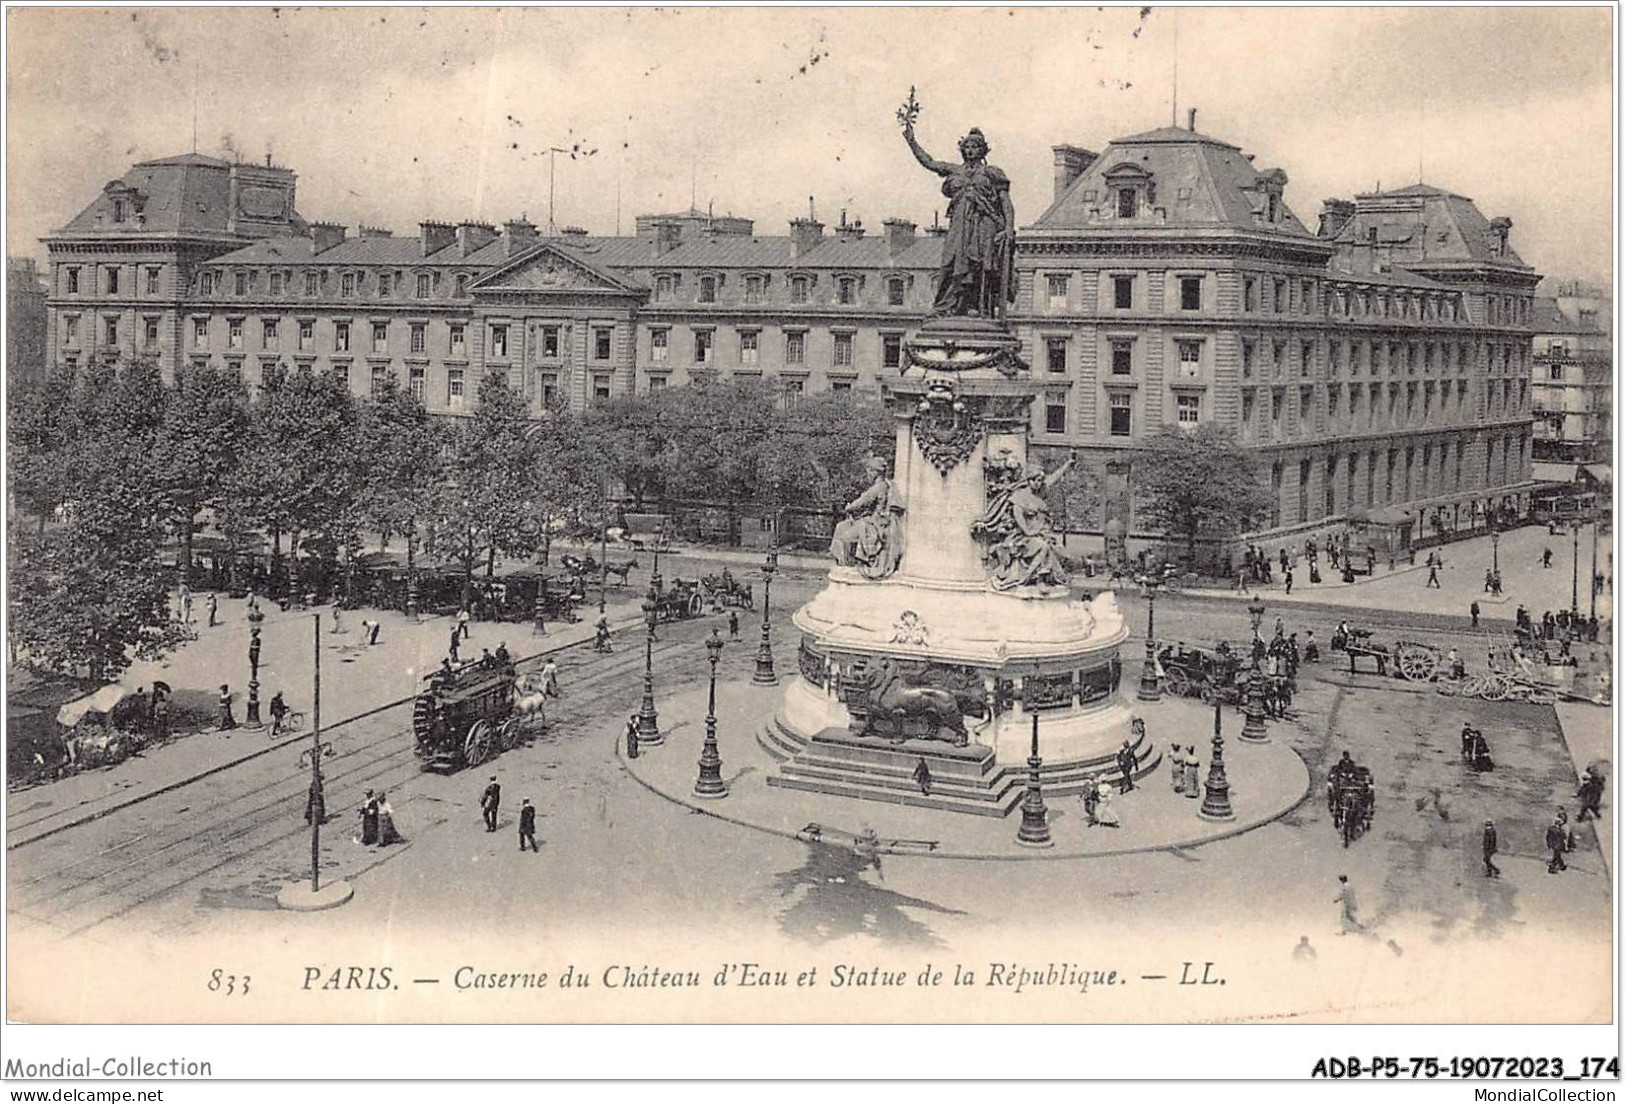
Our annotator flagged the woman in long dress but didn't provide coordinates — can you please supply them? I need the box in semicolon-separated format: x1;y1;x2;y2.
376;791;404;845
1170;744;1186;791
1095;781;1120;827
1183;752;1202;798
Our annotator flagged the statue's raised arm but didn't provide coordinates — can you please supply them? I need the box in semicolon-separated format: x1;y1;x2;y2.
894;86;1016;319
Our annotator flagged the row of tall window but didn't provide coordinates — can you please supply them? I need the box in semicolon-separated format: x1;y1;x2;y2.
1036;270;1508;328
193;268;475;300
651;271;912;308
1240;376;1529;440
651;327;902;371
61;265;162;297
1265;435;1528;528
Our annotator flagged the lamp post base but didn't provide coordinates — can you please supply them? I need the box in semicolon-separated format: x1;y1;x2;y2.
1015;755;1052;847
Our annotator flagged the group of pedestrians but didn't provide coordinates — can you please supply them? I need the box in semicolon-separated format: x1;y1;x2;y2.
480;774;540;852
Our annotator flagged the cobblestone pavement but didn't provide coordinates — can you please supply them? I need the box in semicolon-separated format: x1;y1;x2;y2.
7;559;1612;1022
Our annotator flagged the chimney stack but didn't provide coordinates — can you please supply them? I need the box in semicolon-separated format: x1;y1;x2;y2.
503;217;538;256
419;221;455;256
789;216;825;258
1317;199;1356;240
357;225;393;239
1188;107;1198;132
652;219;683;257
456;221;498;256
882;217;917;257
834;211;865;241
924;210;948;237
1051;144;1098;204
311;222;348;254
1489;216;1513;256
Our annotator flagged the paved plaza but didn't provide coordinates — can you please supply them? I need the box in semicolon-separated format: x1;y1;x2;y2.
6;554;1612;1023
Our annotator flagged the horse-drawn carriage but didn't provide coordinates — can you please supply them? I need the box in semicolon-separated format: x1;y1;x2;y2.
1330;625;1441;681
1327;760;1375;847
700;569;754;612
413;654;545;773
653;578;706;622
1157;642;1245;703
560;552;639;589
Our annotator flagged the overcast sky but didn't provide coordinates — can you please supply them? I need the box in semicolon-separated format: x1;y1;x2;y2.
6;6;1614;287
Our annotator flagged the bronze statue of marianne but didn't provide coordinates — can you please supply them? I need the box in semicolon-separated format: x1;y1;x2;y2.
898;88;1016;320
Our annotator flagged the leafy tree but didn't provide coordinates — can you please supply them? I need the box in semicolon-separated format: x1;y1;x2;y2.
160;362;249;583
356;374;445;611
441;373;536;589
1133;424;1273;567
586;394;669;512
524;404;608;565
761;390;894;514
7;365;76;533
228;363;361;587
658;376;777;545
9;357;185;680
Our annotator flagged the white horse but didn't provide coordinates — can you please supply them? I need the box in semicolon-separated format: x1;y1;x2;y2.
513;672;550;731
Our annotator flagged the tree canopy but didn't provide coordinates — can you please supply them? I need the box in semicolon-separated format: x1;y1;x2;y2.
1133;424;1273;564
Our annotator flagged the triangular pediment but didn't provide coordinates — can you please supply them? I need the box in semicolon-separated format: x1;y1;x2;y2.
470;241;641;295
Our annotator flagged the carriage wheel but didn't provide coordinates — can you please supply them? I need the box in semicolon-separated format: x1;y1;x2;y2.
1396;643;1441;682
687;593;702;617
464;720;494;767
1479;675;1510;702
1164;669;1190;698
496;718;520;750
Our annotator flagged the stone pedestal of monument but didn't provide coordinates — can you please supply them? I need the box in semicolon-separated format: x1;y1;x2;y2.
767;318;1157;810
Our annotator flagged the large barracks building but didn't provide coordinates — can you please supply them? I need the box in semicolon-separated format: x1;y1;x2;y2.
43;117;1540;546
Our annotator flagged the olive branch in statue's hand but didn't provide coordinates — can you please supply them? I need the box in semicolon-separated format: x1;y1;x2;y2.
896;86;921;132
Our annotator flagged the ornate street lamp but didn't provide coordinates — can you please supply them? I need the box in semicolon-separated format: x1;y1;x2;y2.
1590;513;1600;622
693;628;728;798
1490;523;1500;580
1199;699;1236;822
651;540;664;594
1240;595;1269;743
244;625;264;730
637;587;662;744
1016;713;1052;847
598;513;609;617
1571;518;1583;617
1246;595;1267;653
1137;576;1161;702
753;547;779;685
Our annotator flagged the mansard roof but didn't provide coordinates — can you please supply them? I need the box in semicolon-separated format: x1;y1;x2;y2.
1032;125;1314;237
1333;183;1530;269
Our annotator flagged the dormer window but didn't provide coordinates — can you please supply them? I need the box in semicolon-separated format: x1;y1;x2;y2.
655;274;675;302
837;276;857;305
744;274;765;304
698;275;718;303
1104;163;1153;222
113;199;126;223
790;276;810;305
887;278;906;307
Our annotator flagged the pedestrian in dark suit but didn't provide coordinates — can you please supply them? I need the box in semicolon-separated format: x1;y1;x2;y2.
449;627;461;664
913;757;932;796
519;799;539;851
1482;820;1500;878
480;776;500;832
1470;600;1480;628
1546;818;1568;873
728;609;740;639
217;684;237;731
1117;740;1138;792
